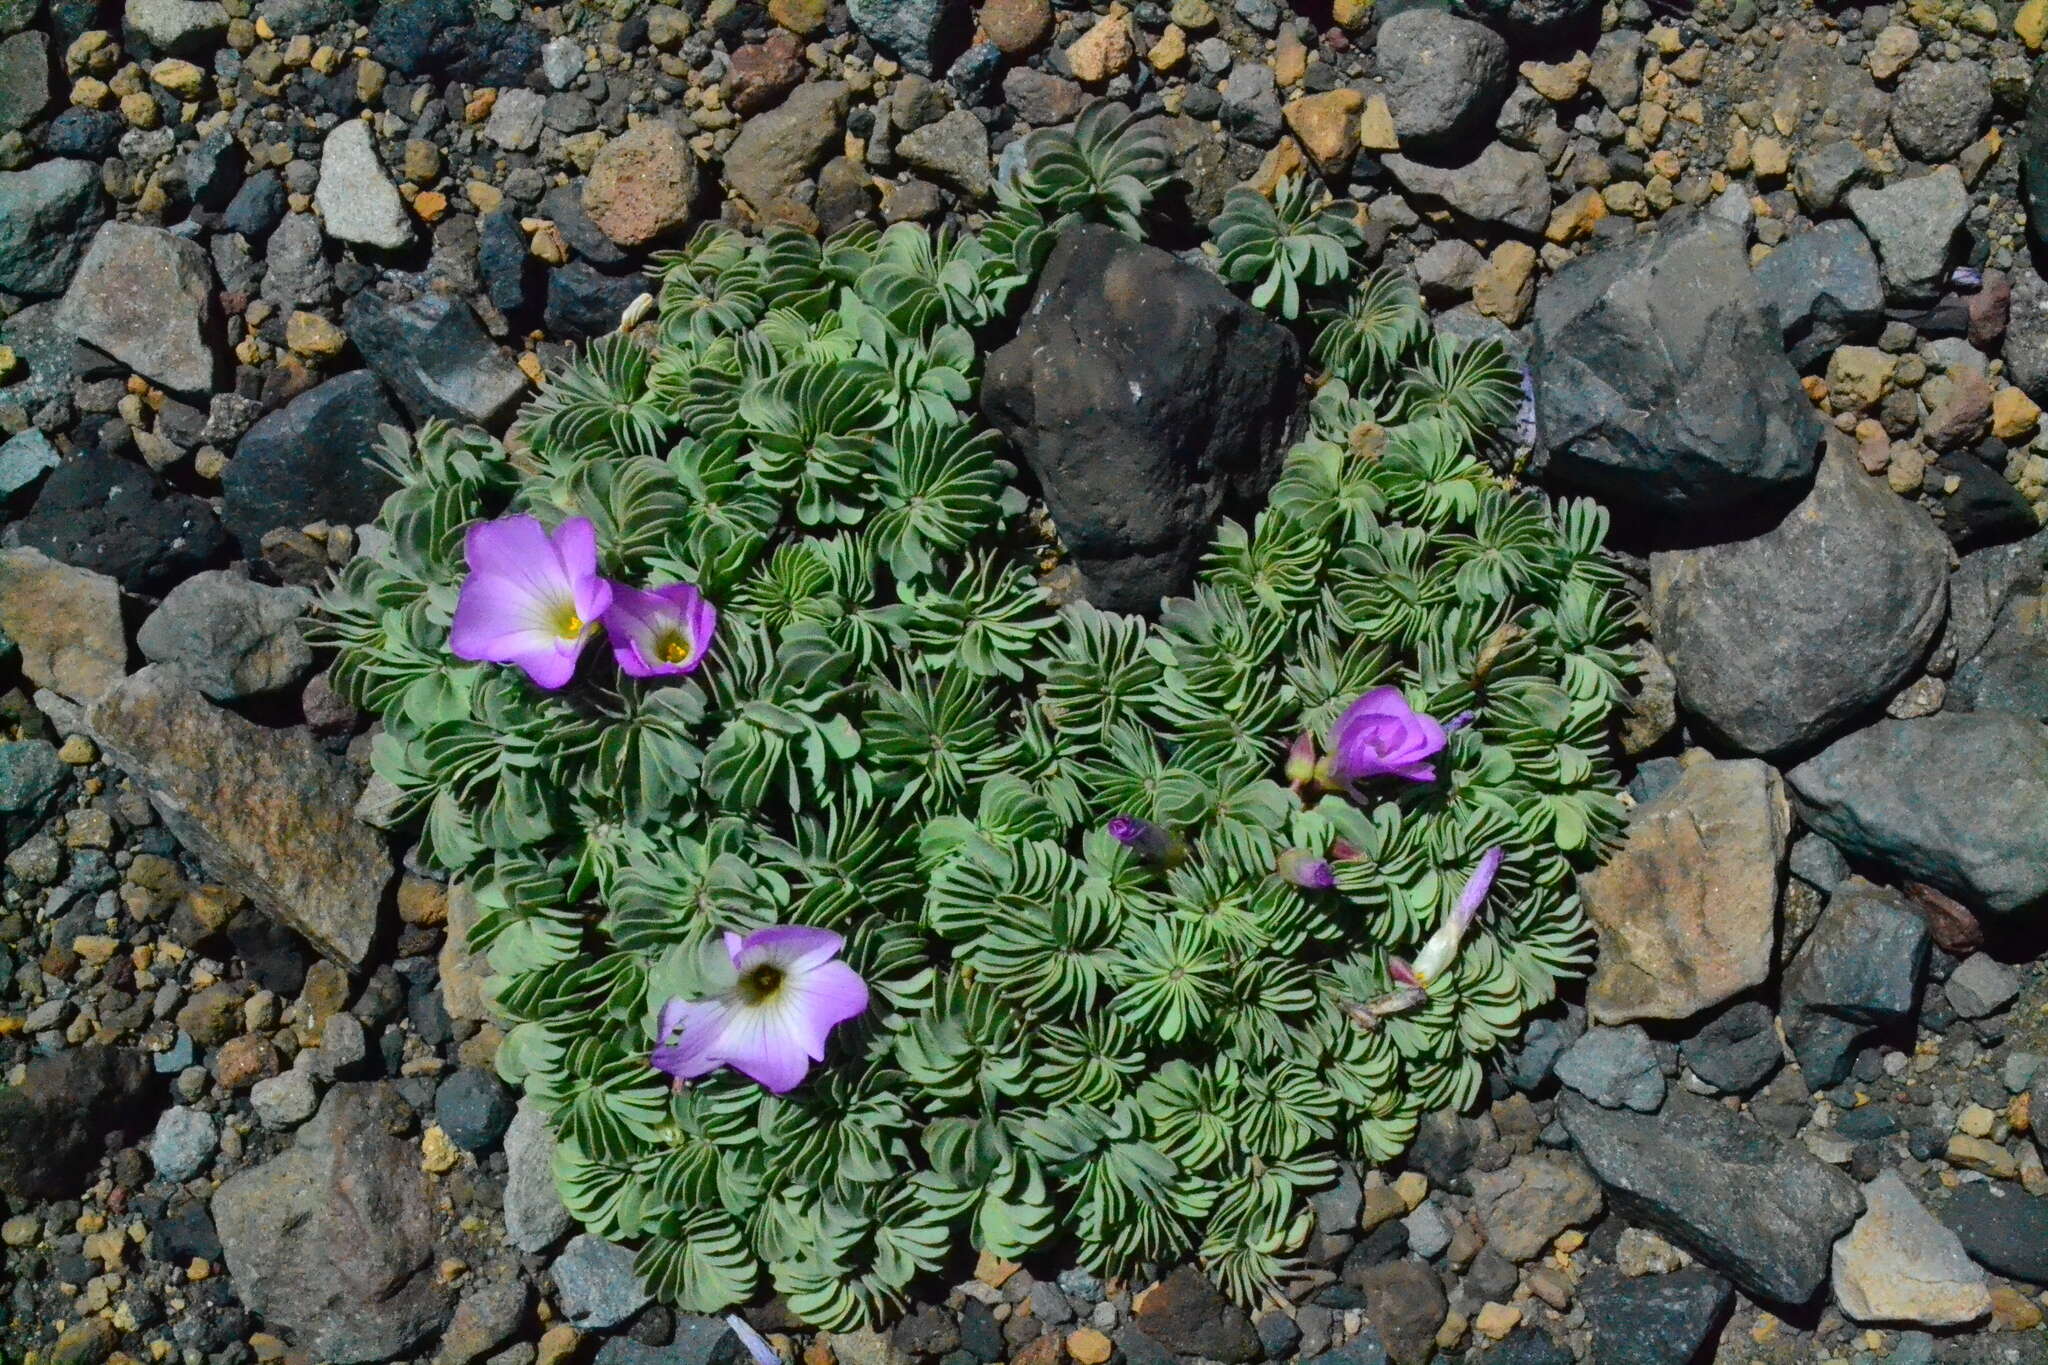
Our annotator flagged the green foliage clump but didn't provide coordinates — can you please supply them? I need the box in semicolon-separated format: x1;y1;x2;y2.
1213;175;1369;320
322;142;1630;1326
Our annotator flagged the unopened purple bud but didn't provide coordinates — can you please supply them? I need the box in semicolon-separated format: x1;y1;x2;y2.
1453;847;1506;930
1276;849;1338;890
1951;266;1983;291
1515;368;1538;447
1108;815;1172;863
1444;711;1476;734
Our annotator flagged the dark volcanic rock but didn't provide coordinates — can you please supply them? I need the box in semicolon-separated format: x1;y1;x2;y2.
222;370;402;550
214;1083;454;1362
1752;220;1885;371
0;1046;154;1199
544;260;646;340
2021;61;2048;258
14;451;227;593
1559;1089;1864;1305
1131;1266;1259;1363
1938;447;2038;551
0;158;106;298
1679;1000;1782;1094
367;0;537;84
342;291;527;429
1952;586;2048;723
1352;1259;1447;1365
1779;879;1929;1087
982;224;1298;615
1530;214;1822;520
1581;1267;1734;1365
1375;10;1509;151
1787;713;2048;913
1940;1182;2048;1284
1649;442;1948;756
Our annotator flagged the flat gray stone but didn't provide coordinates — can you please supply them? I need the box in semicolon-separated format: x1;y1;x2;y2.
551;1234;651;1329
315;119;413;250
57;221;219;394
1847;166;1968;302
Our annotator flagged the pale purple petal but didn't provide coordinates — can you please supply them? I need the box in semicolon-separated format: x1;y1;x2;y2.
739;925;845;973
727;1317;781;1365
792;958;870;1031
1453;847;1505;930
708;998;820;1093
651;997;734;1081
1386;761;1437;783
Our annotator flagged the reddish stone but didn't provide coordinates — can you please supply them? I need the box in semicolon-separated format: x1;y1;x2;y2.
727;31;804;115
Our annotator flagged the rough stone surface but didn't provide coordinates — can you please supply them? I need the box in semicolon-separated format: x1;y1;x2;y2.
1846;167;1968;302
1381;142;1549;234
149;1105;218;1183
87;666;395;964
1679;1000;1783;1094
552;1234;652;1329
897;108;993;198
0;28;48;134
503;1100;571;1252
222;370;403;550
1890;60;1991;164
213;1084;453;1362
1375;10;1509;150
1780;879;1928;1087
15;452;227;594
0;159;106;298
1752;220;1885;370
0;548;128;704
1531;214;1822;519
136;570;313;701
1581;1268;1734;1365
1559;1089;1864;1305
583;119;698;247
1348;1260;1443;1365
1555;1025;1667;1113
1471;1153;1604;1262
724;80;850;214
848;0;946;73
1651;444;1949;755
1832;1170;1990;1326
58;221;218;394
982;224;1297;615
1581;758;1789;1024
124;0;227;53
315;119;414;250
1944;952;2022;1018
1133;1266;1260;1363
0;1047;154;1200
343;291;527;429
1787;713;2048;913
1939;1182;2048;1285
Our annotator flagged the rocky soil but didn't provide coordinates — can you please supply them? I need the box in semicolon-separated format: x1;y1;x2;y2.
0;0;2047;1361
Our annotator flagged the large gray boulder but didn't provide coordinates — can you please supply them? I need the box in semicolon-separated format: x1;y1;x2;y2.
1787;713;2048;914
1560;1089;1863;1306
1650;443;1948;756
57;221;219;394
1530;214;1822;519
982;224;1298;615
1375;10;1510;151
214;1084;454;1361
0;160;108;299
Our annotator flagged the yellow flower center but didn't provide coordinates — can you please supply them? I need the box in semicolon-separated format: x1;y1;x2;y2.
659;632;691;665
737;963;785;1004
554;608;585;640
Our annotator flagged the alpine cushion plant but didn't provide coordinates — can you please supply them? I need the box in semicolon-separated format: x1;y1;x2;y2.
321;117;1631;1327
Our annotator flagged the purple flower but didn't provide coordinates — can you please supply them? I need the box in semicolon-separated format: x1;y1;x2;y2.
1411;847;1504;987
650;926;870;1094
1108;815;1177;864
449;515;613;690
1950;266;1983;291
1320;687;1448;788
604;581;719;679
1276;848;1337;890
